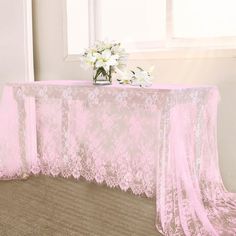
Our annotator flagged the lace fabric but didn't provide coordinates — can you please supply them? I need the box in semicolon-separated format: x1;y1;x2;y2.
0;81;235;235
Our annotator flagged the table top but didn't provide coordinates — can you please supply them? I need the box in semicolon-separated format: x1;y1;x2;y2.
7;80;217;91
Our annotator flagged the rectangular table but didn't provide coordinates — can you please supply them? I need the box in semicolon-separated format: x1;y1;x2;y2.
0;80;235;235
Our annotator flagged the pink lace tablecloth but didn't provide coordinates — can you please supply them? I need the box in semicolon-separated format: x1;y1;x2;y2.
0;80;236;235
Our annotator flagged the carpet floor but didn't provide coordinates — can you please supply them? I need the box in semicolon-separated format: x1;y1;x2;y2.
0;176;160;236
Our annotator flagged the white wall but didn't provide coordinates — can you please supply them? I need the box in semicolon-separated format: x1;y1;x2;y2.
0;0;29;83
0;0;33;99
33;0;90;81
33;0;236;191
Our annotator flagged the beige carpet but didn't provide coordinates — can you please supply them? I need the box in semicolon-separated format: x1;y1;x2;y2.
0;176;161;236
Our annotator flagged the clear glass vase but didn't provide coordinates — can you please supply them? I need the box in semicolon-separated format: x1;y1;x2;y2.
93;67;112;85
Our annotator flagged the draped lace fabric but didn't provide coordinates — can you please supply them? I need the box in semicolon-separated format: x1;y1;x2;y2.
0;81;235;235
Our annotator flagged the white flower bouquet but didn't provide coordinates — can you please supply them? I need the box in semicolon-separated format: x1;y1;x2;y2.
82;41;127;85
117;67;153;87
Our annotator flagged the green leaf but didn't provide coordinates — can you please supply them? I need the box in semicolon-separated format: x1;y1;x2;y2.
137;67;143;71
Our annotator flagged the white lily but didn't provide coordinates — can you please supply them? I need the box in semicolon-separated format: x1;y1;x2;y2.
95;59;106;68
85;52;97;65
95;50;119;70
131;67;153;87
116;68;134;84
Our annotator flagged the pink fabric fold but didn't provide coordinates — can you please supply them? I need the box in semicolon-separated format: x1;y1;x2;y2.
0;81;235;235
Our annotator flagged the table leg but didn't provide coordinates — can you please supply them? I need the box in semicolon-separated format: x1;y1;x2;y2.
14;87;29;179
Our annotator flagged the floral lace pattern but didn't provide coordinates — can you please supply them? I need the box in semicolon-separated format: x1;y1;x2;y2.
0;82;236;235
